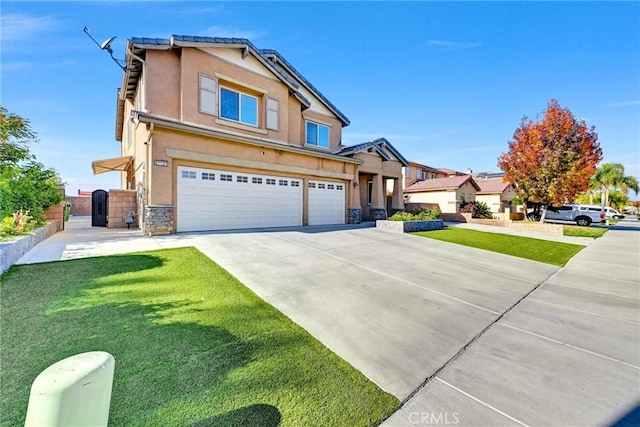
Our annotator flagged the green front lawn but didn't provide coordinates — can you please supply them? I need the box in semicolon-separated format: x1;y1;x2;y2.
0;248;398;426
414;228;584;266
563;225;608;238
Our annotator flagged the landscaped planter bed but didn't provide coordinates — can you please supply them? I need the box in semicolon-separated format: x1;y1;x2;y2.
376;219;444;233
0;221;58;274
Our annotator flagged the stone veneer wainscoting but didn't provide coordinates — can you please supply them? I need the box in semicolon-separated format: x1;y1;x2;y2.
144;205;175;235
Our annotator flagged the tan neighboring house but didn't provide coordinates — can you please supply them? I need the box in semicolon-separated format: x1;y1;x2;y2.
402;161;447;190
404;175;480;213
475;177;516;213
92;35;407;234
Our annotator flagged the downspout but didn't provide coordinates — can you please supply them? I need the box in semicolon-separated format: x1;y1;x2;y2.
141;122;153;233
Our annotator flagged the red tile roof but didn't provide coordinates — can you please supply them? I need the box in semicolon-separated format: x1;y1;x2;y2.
476;177;511;194
405;175;480;192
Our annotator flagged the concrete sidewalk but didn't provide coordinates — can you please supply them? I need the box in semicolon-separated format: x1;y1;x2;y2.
383;222;640;426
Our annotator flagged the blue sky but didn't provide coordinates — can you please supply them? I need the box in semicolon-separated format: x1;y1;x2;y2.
2;1;639;196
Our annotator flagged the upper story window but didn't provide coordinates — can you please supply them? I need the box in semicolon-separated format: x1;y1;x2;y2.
220;87;258;127
305;121;330;148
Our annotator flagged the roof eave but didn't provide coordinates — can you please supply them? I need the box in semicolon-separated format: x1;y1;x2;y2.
134;112;363;165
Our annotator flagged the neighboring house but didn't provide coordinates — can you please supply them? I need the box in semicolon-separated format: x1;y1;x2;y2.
404;175;480;213
475;177;517;213
402;161;447;190
437;167;467;178
92;35;407;234
474;171;505;179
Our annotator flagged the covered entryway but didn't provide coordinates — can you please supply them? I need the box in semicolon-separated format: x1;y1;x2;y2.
176;166;303;232
308;180;346;225
91;190;108;227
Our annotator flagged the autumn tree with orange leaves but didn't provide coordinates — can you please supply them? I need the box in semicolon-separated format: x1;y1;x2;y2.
498;99;602;222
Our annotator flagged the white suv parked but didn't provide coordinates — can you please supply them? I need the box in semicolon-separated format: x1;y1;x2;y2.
543;204;624;226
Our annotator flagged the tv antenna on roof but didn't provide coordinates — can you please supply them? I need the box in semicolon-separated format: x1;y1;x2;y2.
83;26;126;71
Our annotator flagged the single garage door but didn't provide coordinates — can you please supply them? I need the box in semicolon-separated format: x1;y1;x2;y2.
308;180;345;225
177;166;302;232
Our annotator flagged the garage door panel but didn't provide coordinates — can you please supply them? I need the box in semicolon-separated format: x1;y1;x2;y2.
308;180;345;226
177;167;302;232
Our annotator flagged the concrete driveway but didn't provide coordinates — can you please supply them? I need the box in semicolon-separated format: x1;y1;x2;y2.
15;217;639;425
151;225;559;401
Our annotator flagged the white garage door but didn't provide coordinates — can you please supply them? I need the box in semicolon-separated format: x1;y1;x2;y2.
177;166;302;232
308;180;345;225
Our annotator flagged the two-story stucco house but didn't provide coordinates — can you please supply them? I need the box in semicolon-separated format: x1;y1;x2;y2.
402;161;447;190
92;35;407;234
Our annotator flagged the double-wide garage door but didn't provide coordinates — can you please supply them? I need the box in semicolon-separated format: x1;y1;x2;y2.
177;166;345;232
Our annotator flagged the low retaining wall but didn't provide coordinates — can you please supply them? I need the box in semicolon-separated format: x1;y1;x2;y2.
441;213;470;222
376;219;444;233
509;221;564;235
0;221;58;275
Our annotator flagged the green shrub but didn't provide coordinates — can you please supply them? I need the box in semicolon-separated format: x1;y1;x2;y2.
0;210;35;239
389;209;441;221
472;201;493;219
459;201;493;219
511;196;524;206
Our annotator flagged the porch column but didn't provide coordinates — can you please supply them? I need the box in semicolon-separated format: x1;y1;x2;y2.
347;174;362;224
392;178;404;210
369;174;386;220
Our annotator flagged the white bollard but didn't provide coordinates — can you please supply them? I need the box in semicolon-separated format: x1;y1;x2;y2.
24;351;115;427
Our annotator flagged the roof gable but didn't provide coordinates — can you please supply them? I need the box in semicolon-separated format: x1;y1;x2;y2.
261;49;349;125
123;35;347;124
405;175;480;192
475;177;511;194
338;138;409;166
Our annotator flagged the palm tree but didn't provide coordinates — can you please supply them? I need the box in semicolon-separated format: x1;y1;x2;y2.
590;163;639;207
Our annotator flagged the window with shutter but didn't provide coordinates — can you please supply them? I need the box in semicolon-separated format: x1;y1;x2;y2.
199;75;217;116
266;97;279;131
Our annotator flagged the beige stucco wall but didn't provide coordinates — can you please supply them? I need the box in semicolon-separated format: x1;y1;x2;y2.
476;194;502;212
355;152;403;179
407;190;457;213
138;47;344;152
146;127;358;224
476;185;516;213
457;181;477;206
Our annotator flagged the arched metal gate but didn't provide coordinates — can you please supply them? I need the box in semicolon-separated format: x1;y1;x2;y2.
91;190;108;227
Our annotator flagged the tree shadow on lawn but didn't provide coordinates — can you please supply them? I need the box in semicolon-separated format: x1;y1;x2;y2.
192;404;281;427
0;252;260;425
2;299;256;426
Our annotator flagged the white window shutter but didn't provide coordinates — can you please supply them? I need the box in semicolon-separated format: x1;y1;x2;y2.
199;75;217;116
266;97;279;131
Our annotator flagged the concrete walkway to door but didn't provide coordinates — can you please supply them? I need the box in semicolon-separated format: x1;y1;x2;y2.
16;216;163;264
